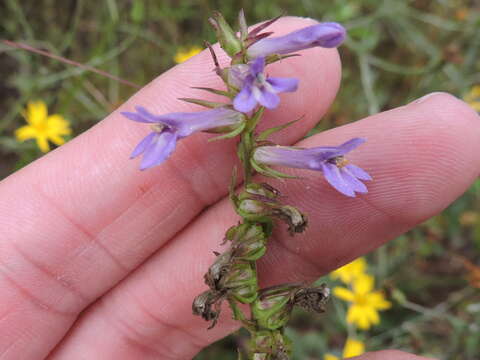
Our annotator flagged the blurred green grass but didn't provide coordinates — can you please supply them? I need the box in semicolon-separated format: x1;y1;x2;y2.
1;1;479;359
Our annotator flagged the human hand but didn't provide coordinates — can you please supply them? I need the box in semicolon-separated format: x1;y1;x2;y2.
1;17;478;360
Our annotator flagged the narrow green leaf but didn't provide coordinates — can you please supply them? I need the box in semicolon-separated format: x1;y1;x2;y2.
238;9;248;41
250;160;297;180
208;122;246;142
178;98;227;108
265;53;301;65
257;117;303;141
246;107;265;132
229;166;238;205
191;86;233;98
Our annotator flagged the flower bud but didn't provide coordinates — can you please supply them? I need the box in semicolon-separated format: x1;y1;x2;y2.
208;11;242;57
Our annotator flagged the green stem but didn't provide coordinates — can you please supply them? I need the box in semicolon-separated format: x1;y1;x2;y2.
240;131;253;185
228;298;256;332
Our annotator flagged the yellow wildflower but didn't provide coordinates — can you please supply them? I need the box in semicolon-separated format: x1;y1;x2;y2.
330;257;367;284
343;338;365;358
463;85;480;112
324;338;365;360
333;274;391;330
15;100;72;153
174;46;202;63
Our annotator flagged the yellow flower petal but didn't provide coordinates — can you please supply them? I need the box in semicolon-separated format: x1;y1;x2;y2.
46;114;71;132
333;286;355;302
324;354;339;360
174;46;202;63
352;273;374;295
25;100;48;126
347;305;371;330
46;114;71;146
36;135;50;153
15;125;37;142
363;306;380;325
464;86;480;112
49;135;66;146
470;85;480;97
367;292;392;310
343;338;365;358
469;101;480;112
330;257;367;284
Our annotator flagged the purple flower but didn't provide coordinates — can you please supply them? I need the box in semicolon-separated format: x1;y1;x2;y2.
253;138;371;197
232;57;298;113
247;22;346;58
122;106;244;170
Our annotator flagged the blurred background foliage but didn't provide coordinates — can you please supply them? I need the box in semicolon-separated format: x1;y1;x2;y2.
1;0;479;359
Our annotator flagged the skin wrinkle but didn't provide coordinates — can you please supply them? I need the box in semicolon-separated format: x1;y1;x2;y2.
34;185;131;277
0;265;73;318
9;241;89;311
96;298;166;359
95;163;205;267
122;286;205;358
167;138;223;206
0;337;22;360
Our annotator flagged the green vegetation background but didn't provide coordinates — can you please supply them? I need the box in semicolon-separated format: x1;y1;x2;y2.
1;1;479;359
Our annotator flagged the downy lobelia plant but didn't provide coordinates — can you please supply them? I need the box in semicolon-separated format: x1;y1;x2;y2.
122;11;371;360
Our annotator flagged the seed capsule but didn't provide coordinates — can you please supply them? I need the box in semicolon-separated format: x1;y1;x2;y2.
226;223;267;261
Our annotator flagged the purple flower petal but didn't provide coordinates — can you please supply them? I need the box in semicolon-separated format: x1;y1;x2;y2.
121;110;157;123
315;22;347;48
344;164;372;181
229;64;250;88
130;132;156;159
234;85;257;113
250;57;265;76
135;106;161;121
267;77;299;93
340;168;368;193
321;162;356;197
336;138;366;155
253;138;369;197
254;87;280;109
139;131;178;170
247;22;346;58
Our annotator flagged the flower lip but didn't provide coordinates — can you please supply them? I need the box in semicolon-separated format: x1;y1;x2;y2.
232;57;299;113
